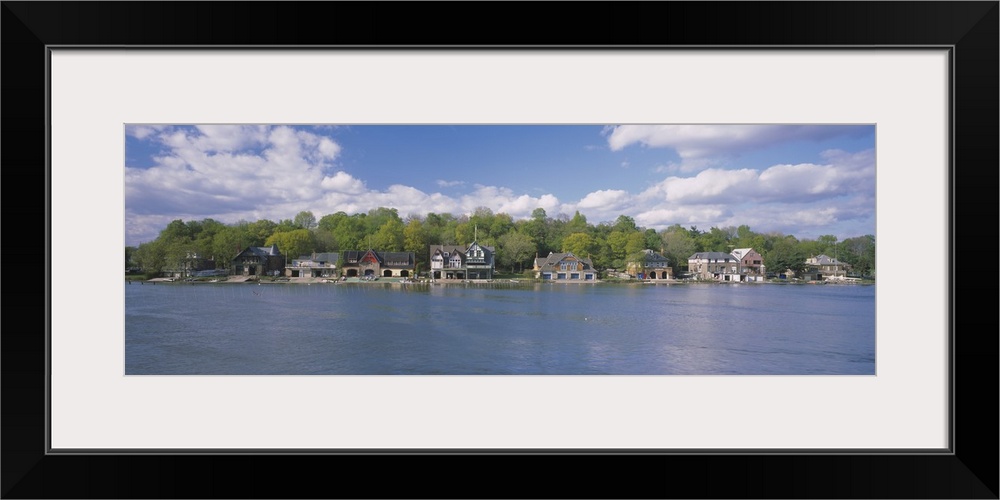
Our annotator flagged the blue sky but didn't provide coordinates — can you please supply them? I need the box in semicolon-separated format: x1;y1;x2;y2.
124;124;875;246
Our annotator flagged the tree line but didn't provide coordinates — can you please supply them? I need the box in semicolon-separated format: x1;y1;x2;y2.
127;207;876;278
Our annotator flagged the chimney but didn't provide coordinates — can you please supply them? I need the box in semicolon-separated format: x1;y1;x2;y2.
271;243;279;255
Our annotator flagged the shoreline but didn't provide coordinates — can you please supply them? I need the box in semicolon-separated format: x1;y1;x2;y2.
132;276;874;286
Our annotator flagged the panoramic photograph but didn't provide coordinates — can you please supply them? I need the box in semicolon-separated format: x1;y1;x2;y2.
124;124;876;375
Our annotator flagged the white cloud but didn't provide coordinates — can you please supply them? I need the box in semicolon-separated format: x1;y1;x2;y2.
126;125;344;221
635;206;729;228
321;171;366;194
576;189;630;210
194;125;269;152
125;125;874;246
125;125;168;139
605;124;866;161
459;186;560;219
649;168;760;204
318;138;341;159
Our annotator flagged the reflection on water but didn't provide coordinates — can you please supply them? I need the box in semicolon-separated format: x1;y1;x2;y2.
125;282;875;375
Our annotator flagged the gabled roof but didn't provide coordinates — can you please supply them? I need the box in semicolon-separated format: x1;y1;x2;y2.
431;243;495;254
341;250;416;267
807;254;843;265
688;251;735;261
312;252;339;263
342;250;382;263
382;252;414;267
235;244;283;260
466;241;495;253
535;252;594;271
638;249;669;262
431;245;467;258
295;252;339;263
731;248;759;259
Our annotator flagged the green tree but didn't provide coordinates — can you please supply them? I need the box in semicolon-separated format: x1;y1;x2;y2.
212;223;250;261
498;231;536;273
522;208;550;253
192;218;226;259
839;234;876;276
643;228;661;251
547;214;570;254
318;212;365;250
265;229;316;261
371;218;405;251
562;232;596;258
566;211;589;234
132;241;166;274
765;236;807;276
661;227;698;274
606;230;630;264
294;210;317;229
125;246;137;269
624;232;646;257
454;221;475;246
612;215;638;233
313;228;337;252
318;212;347;232
698;226;731;252
247;219;278;246
735;224;754;247
423;212;456;245
627;249;648;277
817;234;839;255
276;219;298;232
732;224;767;255
160;219;194;243
403;218;429;269
365;207;402;235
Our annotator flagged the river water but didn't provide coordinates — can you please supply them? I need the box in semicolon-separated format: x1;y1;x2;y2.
125;281;875;375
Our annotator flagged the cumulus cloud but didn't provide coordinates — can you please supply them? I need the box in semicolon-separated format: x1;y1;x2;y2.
125;125;874;246
576;189;630;210
125;125;169;139
459;186;560;219
604;124;868;160
126;125;343;219
321;171;367;194
575;146;875;235
634;148;875;207
652;168;760;204
635;206;730;228
125;126;573;244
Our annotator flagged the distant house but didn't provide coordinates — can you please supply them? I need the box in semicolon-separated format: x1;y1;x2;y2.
232;244;285;277
687;251;740;281
341;249;416;278
731;248;766;282
429;241;495;280
285;252;339;278
804;254;851;280
627;249;673;279
534;252;597;281
163;251;216;278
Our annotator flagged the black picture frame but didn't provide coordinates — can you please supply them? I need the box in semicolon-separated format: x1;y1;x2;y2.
4;2;997;498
